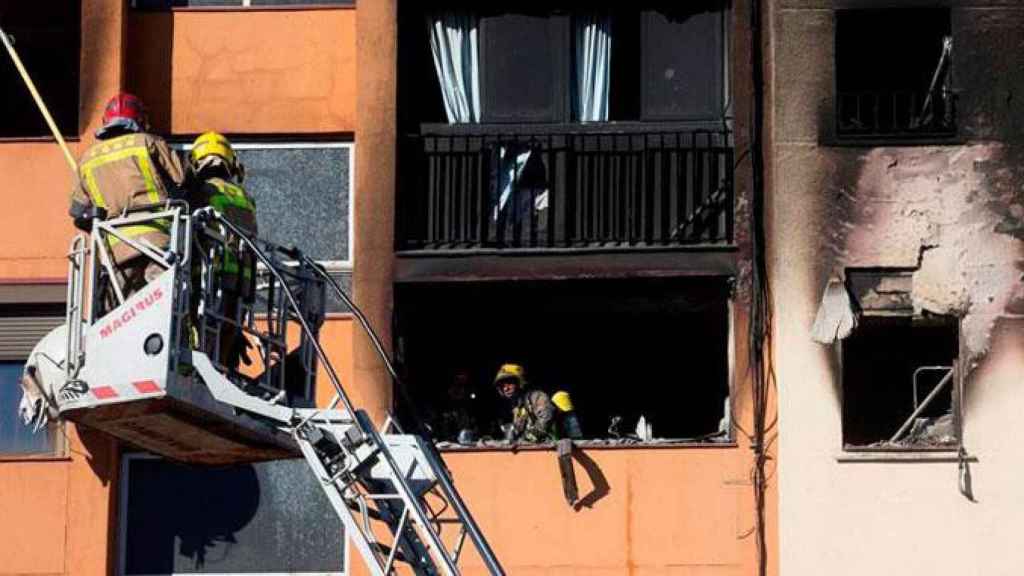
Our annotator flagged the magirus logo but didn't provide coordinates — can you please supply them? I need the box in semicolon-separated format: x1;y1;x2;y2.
99;286;164;339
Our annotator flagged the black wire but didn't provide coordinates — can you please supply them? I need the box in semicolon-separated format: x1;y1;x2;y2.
298;255;437;441
749;1;773;576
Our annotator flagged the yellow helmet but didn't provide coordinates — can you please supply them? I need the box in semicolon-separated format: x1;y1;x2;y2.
190;131;238;174
551;391;574;412
493;363;526;387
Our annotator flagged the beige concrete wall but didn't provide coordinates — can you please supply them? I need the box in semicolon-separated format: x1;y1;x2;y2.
771;2;1024;575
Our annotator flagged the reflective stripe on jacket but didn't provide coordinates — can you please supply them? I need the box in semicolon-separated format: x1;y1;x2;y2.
69;133;186;264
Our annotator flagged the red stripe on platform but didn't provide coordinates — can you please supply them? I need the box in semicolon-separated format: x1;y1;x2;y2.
92;386;118;399
132;380;161;394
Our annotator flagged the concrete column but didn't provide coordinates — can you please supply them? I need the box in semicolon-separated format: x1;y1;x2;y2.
353;0;397;423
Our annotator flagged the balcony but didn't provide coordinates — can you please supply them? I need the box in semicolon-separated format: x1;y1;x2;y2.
396;126;735;253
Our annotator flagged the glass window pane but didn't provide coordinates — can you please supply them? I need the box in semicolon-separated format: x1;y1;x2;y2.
236;146;352;263
641;6;725;120
481;11;569;123
122;456;345;574
0;362;55;455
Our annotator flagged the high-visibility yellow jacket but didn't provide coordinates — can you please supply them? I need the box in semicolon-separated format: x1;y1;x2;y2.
197;176;258;289
69;132;187;264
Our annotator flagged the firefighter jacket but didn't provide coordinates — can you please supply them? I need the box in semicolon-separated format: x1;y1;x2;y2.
197;177;258;291
511;389;557;442
69;133;187;264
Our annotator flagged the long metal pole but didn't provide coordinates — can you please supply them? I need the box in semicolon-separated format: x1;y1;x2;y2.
890;368;955;443
0;27;78;173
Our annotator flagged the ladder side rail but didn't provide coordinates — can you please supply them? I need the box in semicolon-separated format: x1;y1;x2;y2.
294;423;447;576
301;254;507;575
355;413;461;576
65;235;87;379
416;436;506;576
295;436;390;576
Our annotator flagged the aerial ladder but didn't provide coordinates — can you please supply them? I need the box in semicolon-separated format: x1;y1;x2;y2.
47;204;507;576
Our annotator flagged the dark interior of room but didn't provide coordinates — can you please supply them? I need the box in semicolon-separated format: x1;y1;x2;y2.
841;315;959;446
835;8;952;134
0;1;80;138
395;276;731;442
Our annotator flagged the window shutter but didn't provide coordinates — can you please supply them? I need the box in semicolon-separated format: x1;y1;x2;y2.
0;316;64;361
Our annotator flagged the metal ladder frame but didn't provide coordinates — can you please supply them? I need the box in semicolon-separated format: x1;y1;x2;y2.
188;209;507;576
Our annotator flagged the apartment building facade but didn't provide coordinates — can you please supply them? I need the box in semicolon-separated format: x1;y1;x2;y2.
0;1;777;575
770;2;1024;574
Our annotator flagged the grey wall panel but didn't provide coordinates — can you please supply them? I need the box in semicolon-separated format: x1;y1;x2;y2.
122;456;344;575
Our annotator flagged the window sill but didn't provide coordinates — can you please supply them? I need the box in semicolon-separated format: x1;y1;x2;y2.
436;439;738;453
0;454;71;463
835;449;974;464
823;135;964;148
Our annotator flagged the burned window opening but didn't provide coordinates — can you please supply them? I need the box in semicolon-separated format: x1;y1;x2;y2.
841;314;960;450
394;277;732;448
835;8;954;140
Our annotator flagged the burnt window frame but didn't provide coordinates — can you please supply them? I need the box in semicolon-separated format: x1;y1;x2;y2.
832;7;958;144
838;311;964;454
0;1;82;139
392;276;738;451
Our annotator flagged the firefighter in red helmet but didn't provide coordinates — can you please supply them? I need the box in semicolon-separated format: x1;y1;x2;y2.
69;93;187;307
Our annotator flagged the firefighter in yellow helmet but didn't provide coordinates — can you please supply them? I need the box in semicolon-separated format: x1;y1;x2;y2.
69;93;187;309
189;132;258;370
493;363;557;443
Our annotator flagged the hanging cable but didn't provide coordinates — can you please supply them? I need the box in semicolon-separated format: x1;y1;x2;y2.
748;1;776;576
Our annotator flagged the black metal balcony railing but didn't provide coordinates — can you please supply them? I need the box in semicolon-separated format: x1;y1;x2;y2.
397;128;735;251
837;89;956;139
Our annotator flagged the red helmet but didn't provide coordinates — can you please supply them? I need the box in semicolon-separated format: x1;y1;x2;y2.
100;92;148;130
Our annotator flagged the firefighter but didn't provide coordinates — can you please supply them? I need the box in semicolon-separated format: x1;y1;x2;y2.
493;363;557;443
69;93;187;306
189;131;257;370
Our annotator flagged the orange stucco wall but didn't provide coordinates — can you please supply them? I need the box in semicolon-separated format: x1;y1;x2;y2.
0;3;125;576
1;4;358;576
126;8;357;135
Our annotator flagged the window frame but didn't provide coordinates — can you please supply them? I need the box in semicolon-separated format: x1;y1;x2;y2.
838;314;964;454
0;0;82;140
831;7;959;145
0;302;68;461
637;5;730;122
116;452;349;576
477;9;572;124
173;140;355;275
394;276;738;451
407;4;732;129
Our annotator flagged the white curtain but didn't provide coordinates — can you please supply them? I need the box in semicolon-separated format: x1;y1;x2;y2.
427;11;481;124
574;13;612;122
